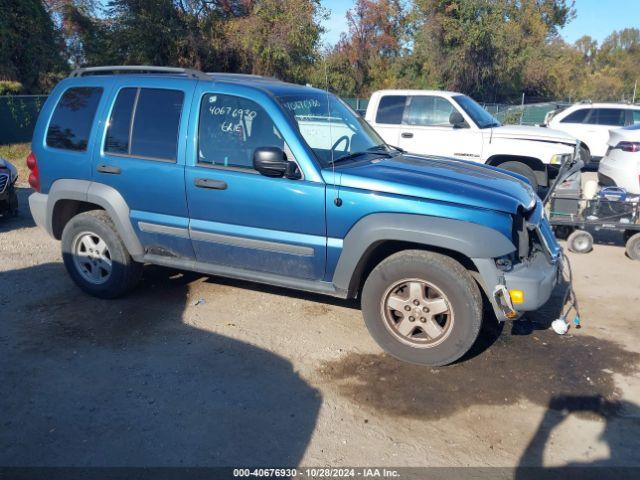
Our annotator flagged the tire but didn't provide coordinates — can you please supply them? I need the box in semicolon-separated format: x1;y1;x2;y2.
361;250;483;366
498;161;539;191
567;229;593;254
553;225;574;240
579;145;591;166
61;210;143;298
625;233;640;261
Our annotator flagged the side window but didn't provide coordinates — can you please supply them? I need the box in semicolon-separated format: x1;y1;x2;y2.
105;88;137;154
632;110;640;125
560;108;590;124
404;96;455;126
198;94;284;169
586;108;626;127
46;87;103;151
104;88;184;161
375;95;406;125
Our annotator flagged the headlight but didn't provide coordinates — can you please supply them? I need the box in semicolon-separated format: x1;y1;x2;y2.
495;255;514;272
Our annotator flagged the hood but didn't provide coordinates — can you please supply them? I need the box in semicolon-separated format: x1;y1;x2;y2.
323;153;537;214
488;125;577;145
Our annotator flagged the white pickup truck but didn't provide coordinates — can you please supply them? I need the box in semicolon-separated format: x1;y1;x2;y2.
364;90;579;189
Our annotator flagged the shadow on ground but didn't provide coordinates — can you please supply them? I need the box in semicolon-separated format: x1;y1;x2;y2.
0;263;321;467
515;396;640;477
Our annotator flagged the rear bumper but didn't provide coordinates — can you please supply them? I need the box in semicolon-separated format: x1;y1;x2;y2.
28;192;50;234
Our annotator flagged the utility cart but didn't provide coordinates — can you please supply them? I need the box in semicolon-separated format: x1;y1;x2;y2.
546;168;640;260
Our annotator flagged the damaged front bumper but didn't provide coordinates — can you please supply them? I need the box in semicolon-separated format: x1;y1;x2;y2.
474;249;562;322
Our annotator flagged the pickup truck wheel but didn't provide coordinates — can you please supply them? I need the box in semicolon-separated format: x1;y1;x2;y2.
61;210;143;298
498;161;539;190
361;250;482;366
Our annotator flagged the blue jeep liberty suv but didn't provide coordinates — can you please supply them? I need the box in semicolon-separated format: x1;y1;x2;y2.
27;66;562;366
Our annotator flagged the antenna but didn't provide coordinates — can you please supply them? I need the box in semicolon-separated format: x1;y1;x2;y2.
324;52;342;207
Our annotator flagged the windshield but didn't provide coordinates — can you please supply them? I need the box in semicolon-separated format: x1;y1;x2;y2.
278;92;388;166
452;95;501;129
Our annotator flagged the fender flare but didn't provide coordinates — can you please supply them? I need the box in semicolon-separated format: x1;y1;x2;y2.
46;179;144;258
331;213;516;293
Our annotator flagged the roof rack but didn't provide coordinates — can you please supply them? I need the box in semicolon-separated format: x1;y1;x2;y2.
69;65;210;80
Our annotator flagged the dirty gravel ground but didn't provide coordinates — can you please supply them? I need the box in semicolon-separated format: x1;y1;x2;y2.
1;184;639;470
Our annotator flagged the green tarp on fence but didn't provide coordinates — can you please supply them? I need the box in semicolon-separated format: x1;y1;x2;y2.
0;95;47;145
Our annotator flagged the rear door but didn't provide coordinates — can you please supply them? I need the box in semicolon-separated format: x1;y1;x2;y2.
583;108;626;158
94;78;196;260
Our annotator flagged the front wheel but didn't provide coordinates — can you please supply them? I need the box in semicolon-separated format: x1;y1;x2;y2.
361;250;483;366
61;210;143;298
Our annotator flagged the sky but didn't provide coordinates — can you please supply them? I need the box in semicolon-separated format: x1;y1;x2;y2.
320;0;640;47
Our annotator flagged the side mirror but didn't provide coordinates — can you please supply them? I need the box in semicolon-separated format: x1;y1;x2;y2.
449;111;467;128
253;147;300;179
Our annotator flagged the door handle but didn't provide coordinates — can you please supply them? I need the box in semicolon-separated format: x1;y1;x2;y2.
195;178;227;190
401;132;414;138
96;164;121;175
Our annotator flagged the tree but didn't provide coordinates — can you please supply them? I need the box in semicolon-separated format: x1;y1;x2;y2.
409;0;575;102
0;0;67;93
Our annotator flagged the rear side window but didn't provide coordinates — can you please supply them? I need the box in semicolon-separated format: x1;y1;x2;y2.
46;87;103;151
375;96;406;125
404;96;455;126
560;108;589;124
105;88;184;161
586;108;626;127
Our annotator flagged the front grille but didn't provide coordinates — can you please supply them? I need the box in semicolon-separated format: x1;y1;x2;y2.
0;174;8;194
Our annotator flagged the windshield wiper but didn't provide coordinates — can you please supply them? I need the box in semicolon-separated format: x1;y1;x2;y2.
368;144;405;154
330;149;392;165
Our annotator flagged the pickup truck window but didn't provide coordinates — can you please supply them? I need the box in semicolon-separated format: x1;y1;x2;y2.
198;93;284;169
405;96;455;126
452;95;500;129
105;87;184;161
46;87;103;152
278;92;386;167
375;95;407;124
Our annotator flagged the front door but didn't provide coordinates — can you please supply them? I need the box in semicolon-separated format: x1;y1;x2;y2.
94;79;196;259
185;88;326;280
398;95;483;161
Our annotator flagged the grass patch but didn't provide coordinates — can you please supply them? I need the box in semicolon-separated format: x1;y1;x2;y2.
0;143;31;184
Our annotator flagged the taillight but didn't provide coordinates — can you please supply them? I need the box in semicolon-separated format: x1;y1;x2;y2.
614;141;640;152
26;151;40;192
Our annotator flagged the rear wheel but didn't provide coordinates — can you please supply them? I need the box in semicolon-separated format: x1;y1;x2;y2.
626;233;640;261
498;161;539;191
567;229;593;254
361;250;482;366
61;210;143;298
